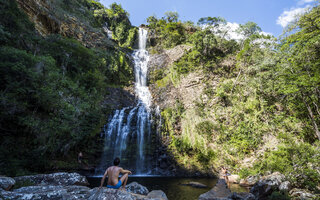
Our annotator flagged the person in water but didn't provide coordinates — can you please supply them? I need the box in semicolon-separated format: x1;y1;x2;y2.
99;157;132;190
221;166;231;186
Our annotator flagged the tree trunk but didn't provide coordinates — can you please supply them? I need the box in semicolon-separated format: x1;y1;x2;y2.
303;96;320;140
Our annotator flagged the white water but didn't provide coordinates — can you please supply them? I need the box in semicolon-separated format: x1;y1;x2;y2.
97;28;154;175
133;28;152;108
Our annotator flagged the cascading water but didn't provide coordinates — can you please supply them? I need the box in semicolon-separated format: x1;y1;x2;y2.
97;28;155;175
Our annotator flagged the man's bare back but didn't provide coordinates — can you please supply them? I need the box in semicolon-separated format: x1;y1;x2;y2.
99;158;131;190
106;166;120;185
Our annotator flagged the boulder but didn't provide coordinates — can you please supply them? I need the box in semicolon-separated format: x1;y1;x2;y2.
147;190;168;200
126;182;149;195
88;187;138;200
250;172;286;199
279;181;291;192
0;176;15;190
228;175;240;184
199;179;232;200
239;175;260;187
181;181;208;188
243;193;255;200
289;188;317;200
14;172;89;186
227;192;256;200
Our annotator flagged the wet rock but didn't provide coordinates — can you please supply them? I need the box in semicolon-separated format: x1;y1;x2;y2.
159;160;168;169
250;172;285;199
228;192;244;200
181;181;207;188
289;188;317;200
199;179;232;200
243;193;255;200
0;176;15;190
14;172;89;186
126;182;149;195
147;190;168;200
224;192;255;200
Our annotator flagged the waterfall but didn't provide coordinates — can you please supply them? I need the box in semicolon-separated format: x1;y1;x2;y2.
97;28;154;175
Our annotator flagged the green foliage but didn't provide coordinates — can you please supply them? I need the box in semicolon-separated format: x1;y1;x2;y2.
197;16;226;27
238;21;262;37
254;142;320;191
146;12;187;48
0;0;133;176
195;121;214;136
154;5;320;193
268;191;290;200
85;1;137;47
275;5;320;142
164;11;179;23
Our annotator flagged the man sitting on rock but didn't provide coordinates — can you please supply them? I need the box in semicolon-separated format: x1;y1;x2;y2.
99;157;132;190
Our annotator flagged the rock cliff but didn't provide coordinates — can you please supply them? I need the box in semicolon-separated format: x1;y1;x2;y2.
16;0;115;48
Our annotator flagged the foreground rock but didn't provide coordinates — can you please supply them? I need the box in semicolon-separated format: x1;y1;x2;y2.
147;190;168;200
181;181;208;188
1;185;168;200
14;172;89;186
239;175;260;187
289;188;317;200
228;175;240;184
199;179;232;200
126;182;149;195
0;185;91;200
250;172;285;199
0;176;15;190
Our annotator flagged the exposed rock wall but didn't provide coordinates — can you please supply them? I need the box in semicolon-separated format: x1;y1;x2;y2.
16;0;114;48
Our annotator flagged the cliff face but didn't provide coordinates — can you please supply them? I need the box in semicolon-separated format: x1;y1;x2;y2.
0;0;138;175
16;0;114;48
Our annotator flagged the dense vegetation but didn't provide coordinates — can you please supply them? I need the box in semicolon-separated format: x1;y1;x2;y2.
147;6;320;194
0;0;135;175
0;0;319;197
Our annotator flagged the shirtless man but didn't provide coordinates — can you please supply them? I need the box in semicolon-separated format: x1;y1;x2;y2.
99;157;132;190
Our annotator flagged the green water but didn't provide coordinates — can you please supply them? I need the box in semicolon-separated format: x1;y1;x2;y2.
87;176;249;200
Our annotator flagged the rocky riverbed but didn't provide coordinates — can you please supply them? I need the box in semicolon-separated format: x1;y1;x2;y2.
1;172;318;200
198;172;318;200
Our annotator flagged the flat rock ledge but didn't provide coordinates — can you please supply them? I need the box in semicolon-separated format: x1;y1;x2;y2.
0;186;168;200
199;179;232;200
0;172;168;200
14;172;89;186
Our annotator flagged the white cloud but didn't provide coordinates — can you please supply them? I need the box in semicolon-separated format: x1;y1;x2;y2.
298;0;315;6
204;22;273;41
277;6;310;27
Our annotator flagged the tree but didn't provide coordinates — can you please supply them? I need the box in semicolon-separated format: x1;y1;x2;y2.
277;5;320;141
147;15;158;29
164;11;179;23
197;16;226;27
238;21;262;37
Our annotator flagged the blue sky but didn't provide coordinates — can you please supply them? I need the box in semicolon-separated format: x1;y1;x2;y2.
100;0;316;36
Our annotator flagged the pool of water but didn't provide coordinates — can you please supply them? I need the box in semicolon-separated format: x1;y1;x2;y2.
87;176;249;200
